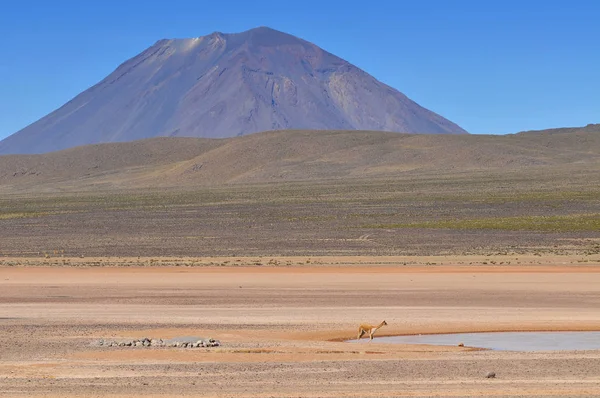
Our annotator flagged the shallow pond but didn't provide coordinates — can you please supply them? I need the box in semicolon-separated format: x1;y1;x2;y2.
352;331;600;351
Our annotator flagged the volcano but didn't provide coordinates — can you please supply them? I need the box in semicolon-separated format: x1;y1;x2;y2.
0;26;468;155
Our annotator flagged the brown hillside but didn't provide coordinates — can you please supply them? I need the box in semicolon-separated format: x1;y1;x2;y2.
0;127;599;193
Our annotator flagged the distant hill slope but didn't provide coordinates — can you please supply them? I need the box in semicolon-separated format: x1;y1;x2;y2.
516;123;600;135
0;26;467;155
1;127;598;192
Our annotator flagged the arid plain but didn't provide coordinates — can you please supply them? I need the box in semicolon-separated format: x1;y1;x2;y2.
2;262;600;397
1;128;600;397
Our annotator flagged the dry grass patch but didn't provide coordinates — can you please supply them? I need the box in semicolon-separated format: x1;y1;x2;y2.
369;213;600;233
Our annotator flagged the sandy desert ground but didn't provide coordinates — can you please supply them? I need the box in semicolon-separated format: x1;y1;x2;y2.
2;256;600;397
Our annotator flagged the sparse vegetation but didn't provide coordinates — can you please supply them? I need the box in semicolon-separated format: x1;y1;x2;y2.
1;144;599;257
0;211;50;219
367;214;600;233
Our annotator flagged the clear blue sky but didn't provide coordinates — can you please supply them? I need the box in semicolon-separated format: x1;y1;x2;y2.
0;0;598;139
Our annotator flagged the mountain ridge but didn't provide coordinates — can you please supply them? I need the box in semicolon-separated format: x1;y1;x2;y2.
0;26;467;155
1;126;598;193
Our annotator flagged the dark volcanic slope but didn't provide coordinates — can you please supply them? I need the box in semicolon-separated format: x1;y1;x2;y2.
0;126;598;192
0;26;467;155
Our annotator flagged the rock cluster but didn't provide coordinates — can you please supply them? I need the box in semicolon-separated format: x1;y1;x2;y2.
96;337;220;348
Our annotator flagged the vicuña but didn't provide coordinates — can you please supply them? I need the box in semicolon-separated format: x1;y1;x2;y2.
357;320;388;341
